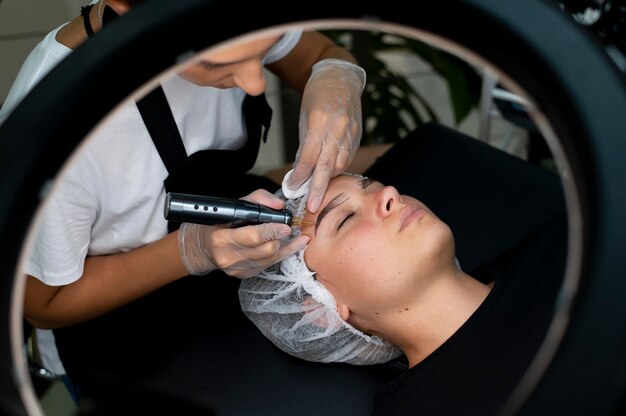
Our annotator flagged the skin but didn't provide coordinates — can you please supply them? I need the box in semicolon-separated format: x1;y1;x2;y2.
299;175;493;367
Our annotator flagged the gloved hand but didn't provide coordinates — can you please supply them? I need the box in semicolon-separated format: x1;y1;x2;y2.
287;58;366;213
178;189;310;278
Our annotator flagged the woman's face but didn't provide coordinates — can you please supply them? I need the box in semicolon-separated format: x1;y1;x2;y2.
177;35;281;96
300;174;455;320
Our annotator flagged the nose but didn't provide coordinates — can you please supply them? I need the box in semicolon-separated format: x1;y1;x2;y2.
376;186;401;219
233;60;266;96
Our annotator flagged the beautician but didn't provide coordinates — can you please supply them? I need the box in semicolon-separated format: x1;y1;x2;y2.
0;0;366;402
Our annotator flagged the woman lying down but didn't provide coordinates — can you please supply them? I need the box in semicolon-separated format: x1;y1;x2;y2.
239;172;567;416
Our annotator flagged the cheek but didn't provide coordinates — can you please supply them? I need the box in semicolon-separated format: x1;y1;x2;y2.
308;226;395;295
337;233;388;277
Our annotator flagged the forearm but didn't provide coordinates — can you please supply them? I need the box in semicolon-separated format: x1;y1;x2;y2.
268;31;358;94
24;230;187;329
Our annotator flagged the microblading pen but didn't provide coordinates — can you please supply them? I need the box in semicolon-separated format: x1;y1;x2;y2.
164;192;312;228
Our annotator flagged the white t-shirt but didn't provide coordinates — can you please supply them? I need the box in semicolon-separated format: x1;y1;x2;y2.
6;22;301;376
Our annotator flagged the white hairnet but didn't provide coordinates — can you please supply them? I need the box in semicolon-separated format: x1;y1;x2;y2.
238;171;402;365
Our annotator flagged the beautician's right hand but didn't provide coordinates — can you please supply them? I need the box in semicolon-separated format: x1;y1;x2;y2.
177;189;309;278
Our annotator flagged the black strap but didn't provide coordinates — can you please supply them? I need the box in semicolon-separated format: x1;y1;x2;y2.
80;4;95;38
136;86;188;173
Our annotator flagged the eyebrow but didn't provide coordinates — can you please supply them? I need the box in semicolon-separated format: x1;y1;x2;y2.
315;193;348;235
313;177;373;235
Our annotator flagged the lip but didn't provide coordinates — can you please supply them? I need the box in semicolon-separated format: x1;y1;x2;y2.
400;205;426;231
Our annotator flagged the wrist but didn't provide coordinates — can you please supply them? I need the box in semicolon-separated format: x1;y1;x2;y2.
311;58;367;92
178;223;215;276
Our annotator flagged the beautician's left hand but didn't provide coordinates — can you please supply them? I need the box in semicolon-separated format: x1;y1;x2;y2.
287;58;365;213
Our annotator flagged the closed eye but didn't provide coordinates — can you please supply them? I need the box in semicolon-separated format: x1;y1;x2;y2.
338;212;355;230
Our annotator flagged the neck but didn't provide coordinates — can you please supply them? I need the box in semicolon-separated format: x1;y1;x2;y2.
381;268;492;367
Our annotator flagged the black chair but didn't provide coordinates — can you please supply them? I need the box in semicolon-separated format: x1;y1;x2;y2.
66;122;565;416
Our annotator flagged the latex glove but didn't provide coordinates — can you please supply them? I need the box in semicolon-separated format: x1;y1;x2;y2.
288;58;366;213
178;189;310;278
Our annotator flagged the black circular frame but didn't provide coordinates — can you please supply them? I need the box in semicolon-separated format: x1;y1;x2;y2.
1;1;625;415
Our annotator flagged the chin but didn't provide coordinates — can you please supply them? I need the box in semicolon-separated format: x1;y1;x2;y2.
422;217;454;244
418;222;456;264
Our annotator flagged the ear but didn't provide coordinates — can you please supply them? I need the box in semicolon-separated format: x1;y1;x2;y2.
336;303;350;322
107;0;132;15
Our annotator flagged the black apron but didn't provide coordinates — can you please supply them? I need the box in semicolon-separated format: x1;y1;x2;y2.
137;85;278;229
54;85;280;400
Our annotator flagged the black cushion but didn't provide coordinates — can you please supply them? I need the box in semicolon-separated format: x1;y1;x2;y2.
68;123;565;415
